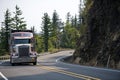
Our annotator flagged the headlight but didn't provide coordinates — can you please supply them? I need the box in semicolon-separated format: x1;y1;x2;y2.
30;52;36;55
12;53;18;56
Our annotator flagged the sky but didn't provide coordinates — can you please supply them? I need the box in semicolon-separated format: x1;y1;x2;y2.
0;0;80;32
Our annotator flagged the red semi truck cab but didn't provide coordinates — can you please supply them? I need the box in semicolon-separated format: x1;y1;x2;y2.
9;30;37;66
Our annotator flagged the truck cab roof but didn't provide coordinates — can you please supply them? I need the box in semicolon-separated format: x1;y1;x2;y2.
11;30;33;33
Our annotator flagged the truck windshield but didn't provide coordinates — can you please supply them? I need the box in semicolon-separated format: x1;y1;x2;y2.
14;39;30;44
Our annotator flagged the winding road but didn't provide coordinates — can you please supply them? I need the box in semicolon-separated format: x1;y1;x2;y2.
0;50;120;80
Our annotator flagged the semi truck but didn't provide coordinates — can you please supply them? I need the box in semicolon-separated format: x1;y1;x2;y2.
9;30;37;66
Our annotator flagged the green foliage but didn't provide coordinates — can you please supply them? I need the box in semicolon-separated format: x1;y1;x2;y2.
50;10;62;49
36;11;79;53
39;11;64;52
61;22;80;48
48;48;59;53
0;1;87;55
0;49;7;56
35;34;44;53
41;13;51;52
48;37;55;49
79;24;87;35
0;27;6;49
3;9;12;51
77;0;93;36
0;6;27;56
12;5;27;30
71;14;78;28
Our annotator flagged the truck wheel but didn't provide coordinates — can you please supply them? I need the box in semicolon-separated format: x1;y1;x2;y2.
11;63;15;66
33;62;36;65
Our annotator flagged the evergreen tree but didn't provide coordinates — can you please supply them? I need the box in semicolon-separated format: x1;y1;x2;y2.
0;27;6;50
0;9;12;52
0;26;9;55
74;14;78;28
61;13;80;48
4;9;12;51
66;12;71;24
12;5;26;30
78;0;87;35
0;6;27;55
71;14;78;28
42;13;51;52
31;26;35;34
78;0;84;25
61;22;79;48
51;10;60;48
71;16;74;27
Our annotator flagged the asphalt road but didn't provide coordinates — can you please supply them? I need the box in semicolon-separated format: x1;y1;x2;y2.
0;50;120;80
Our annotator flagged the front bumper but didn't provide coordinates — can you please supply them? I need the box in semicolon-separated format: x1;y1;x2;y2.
11;57;37;63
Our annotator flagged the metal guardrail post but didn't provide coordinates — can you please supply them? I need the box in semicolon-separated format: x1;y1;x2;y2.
0;56;10;60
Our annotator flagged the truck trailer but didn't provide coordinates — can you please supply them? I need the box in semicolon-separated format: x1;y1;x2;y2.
9;30;37;66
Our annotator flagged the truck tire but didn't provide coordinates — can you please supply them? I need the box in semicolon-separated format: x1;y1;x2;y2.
33;62;36;65
11;63;15;66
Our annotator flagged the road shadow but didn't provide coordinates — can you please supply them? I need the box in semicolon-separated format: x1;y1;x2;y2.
0;70;80;80
0;61;36;67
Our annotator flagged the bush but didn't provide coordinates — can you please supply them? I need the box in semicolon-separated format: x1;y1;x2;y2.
0;49;8;56
48;48;59;53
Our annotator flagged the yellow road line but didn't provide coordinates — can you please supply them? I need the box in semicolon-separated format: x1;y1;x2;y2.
38;65;101;80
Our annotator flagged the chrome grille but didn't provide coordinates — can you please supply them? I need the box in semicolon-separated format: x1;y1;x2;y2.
18;45;29;57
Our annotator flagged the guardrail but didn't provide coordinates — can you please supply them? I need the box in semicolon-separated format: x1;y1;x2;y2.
0;53;50;60
0;50;73;60
0;56;10;60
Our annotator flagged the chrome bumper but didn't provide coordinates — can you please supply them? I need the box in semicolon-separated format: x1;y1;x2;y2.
11;57;37;63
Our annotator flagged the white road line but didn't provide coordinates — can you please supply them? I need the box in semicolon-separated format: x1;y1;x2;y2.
0;72;8;80
56;56;68;62
57;56;120;73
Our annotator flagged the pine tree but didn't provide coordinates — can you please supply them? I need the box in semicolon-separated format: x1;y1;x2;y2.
51;10;60;48
74;14;78;28
78;0;83;25
12;5;26;30
0;27;6;50
42;13;51;52
61;12;80;48
71;14;78;28
4;9;13;51
66;12;71;24
31;26;35;34
0;9;12;52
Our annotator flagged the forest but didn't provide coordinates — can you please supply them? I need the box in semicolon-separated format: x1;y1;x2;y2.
0;0;120;69
0;0;83;55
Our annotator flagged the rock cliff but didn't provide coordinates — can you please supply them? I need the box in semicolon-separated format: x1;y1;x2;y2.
73;0;120;69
